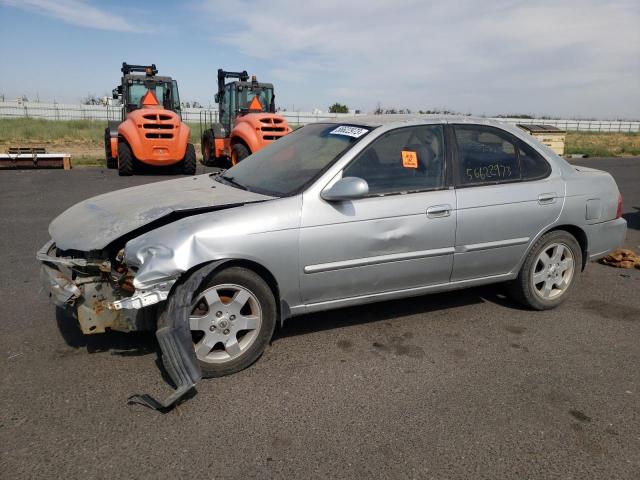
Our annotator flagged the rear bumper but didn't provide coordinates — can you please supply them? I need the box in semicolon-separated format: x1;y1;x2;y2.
585;217;627;261
136;155;183;167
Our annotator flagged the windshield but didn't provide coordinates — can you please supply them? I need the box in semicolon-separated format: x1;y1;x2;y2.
238;86;273;112
216;123;372;196
127;81;171;109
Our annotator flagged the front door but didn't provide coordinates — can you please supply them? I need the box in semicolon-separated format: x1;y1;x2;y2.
450;124;564;281
299;124;457;305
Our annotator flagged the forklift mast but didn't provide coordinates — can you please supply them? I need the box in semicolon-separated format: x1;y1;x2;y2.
217;69;249;98
216;68;276;115
121;62;158;77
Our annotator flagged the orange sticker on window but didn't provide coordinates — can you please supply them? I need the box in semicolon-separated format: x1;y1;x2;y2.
402;150;418;168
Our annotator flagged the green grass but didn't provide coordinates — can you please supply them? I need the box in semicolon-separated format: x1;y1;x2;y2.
565;131;640;157
72;156;105;167
0;118;105;145
1;118;638;162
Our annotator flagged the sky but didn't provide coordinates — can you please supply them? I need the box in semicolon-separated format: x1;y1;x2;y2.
0;0;638;119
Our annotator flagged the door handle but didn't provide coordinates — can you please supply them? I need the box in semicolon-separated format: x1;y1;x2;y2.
538;193;556;205
426;204;452;218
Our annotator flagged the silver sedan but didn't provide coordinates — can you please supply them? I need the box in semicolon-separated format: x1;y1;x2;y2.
38;116;626;407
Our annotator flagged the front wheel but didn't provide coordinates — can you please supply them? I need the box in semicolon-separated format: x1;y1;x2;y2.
181;143;196;175
230;143;250;166
201;129;214;166
508;230;582;310
117;142;134;176
188;267;277;377
104;129;116;169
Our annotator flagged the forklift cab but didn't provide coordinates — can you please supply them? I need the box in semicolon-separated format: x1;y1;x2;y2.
112;63;182;119
216;71;276;134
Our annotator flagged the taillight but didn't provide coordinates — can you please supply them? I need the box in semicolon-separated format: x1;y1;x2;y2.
616;192;623;219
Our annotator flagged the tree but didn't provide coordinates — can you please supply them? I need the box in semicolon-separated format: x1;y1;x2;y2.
328;102;349;113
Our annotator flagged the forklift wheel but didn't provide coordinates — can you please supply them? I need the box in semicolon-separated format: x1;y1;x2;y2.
182;143;197;175
117;143;134;176
104;129;116;169
231;143;250;166
201;130;214;166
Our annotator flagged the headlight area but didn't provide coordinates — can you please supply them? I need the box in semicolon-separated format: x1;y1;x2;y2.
37;240;172;334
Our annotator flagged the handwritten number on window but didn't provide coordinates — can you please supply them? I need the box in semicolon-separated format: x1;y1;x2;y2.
465;164;513;182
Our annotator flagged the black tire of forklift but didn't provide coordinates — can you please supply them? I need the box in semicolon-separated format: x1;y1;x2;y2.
231;143;250;166
104;128;116;169
201;129;215;166
182;143;197;175
117;142;134;176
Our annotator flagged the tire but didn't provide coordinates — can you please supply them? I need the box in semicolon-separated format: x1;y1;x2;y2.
508;230;582;310
117;142;134;176
231;143;250;166
187;266;277;378
201;129;214;166
182;143;197;175
104;128;116;169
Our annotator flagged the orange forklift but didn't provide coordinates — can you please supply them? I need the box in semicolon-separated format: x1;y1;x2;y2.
106;63;195;176
200;69;291;167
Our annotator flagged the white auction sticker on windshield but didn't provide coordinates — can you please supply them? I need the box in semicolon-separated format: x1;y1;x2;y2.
329;125;369;138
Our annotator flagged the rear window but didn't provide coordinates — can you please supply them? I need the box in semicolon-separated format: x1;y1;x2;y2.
519;141;551;180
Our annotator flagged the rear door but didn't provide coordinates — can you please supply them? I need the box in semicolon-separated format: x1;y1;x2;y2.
450;124;563;281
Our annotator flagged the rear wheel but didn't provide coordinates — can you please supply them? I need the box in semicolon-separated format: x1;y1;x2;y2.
509;230;582;310
104;128;116;169
188;267;276;378
182;143;196;175
231;143;250;166
201;129;214;166
117;142;134;176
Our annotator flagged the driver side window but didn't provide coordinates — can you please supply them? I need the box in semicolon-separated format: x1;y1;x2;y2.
343;125;445;195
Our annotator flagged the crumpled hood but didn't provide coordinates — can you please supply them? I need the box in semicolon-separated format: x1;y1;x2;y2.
49;174;273;251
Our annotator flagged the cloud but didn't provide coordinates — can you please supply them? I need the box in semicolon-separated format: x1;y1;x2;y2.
198;0;640;117
1;0;139;32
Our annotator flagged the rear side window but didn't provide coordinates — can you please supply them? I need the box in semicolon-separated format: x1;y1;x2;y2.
343;125;445;195
519;141;551;180
455;126;521;185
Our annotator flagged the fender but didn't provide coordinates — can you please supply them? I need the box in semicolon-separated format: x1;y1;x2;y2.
110;137;118;159
117;118;144;158
175;123;190;159
231;121;260;153
108;120;120;158
107;120;120;137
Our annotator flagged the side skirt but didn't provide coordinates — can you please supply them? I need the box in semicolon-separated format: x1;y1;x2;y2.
290;272;516;316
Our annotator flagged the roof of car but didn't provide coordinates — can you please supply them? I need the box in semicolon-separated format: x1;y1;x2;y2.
322;114;509;129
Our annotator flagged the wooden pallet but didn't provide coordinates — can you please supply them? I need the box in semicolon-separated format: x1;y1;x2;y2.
0;148;71;170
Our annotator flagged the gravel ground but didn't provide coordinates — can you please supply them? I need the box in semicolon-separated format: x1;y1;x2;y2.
0;158;638;479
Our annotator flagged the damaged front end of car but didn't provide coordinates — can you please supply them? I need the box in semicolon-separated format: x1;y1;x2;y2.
37;240;171;333
37;239;201;410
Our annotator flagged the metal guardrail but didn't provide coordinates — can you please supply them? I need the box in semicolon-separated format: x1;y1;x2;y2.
0;102;638;132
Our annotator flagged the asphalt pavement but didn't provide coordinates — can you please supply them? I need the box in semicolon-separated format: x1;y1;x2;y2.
0;158;639;479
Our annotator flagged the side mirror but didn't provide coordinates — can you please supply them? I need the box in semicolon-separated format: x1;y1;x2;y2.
214;93;220;103
321;177;369;202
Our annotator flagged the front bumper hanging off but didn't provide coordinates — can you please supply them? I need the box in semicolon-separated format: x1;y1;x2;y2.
38;240;221;410
127;262;226;410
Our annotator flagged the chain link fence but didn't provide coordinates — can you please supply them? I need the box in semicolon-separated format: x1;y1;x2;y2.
1;101;638;132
